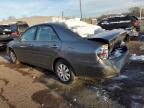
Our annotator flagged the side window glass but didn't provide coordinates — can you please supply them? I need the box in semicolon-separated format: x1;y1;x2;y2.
21;27;37;41
36;26;59;41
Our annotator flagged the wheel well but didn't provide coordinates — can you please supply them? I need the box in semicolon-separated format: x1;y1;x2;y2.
8;47;13;53
8;48;17;58
53;58;76;75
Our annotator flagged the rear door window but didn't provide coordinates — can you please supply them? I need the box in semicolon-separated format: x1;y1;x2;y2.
36;25;59;41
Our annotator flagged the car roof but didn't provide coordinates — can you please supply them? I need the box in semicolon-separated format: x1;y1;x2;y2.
103;15;137;20
32;22;65;28
30;22;82;41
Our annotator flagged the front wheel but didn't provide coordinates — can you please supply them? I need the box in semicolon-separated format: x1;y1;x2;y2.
55;60;75;84
9;50;20;65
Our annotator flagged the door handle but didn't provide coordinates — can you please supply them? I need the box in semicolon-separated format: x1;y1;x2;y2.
20;45;27;48
20;44;32;48
51;44;59;48
29;44;33;47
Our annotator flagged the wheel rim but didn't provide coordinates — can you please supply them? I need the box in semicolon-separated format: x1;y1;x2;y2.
57;64;71;82
10;51;16;63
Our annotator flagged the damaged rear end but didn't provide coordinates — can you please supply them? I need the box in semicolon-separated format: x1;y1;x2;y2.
88;29;129;78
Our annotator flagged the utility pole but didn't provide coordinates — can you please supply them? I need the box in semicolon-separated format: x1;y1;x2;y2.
139;0;143;28
140;7;142;20
62;11;64;20
80;0;83;20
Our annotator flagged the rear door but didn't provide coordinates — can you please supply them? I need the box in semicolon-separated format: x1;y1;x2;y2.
31;25;61;69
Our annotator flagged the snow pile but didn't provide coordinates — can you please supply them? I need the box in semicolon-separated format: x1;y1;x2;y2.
130;54;144;62
140;45;144;51
52;18;103;37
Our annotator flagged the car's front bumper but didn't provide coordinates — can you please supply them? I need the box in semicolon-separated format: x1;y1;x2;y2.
76;50;129;78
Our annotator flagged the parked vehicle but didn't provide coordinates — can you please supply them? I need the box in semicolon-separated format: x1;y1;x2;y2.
98;15;140;38
0;25;13;48
0;35;13;48
0;25;11;35
7;23;128;83
0;21;28;49
10;21;29;37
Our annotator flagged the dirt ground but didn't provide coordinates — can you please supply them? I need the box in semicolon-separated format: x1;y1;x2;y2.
0;39;144;108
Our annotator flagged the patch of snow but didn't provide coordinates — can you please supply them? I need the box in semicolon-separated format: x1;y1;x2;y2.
110;49;123;59
91;86;109;102
51;18;104;37
73;98;77;102
131;102;143;108
114;50;122;57
130;54;144;62
107;84;122;91
140;72;144;74
113;75;129;81
131;95;143;101
140;45;144;51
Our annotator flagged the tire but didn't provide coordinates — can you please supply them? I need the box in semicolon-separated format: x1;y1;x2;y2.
9;50;20;65
124;35;130;42
55;60;75;84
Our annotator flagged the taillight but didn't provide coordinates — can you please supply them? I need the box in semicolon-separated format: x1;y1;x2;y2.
131;19;139;27
95;45;108;65
11;31;19;38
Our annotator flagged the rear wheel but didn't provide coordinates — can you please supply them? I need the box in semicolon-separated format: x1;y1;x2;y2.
55;60;75;84
9;50;20;65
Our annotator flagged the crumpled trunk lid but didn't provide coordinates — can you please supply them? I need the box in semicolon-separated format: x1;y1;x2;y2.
87;29;128;53
87;29;129;73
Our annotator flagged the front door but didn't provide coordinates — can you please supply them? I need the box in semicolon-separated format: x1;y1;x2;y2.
15;26;37;64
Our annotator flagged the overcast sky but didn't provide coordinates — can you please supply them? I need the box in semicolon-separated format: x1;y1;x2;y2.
0;0;143;19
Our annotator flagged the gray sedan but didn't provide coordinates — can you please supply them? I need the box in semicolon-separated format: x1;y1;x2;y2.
7;23;128;83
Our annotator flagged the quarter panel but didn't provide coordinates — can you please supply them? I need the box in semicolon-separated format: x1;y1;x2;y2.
58;40;103;75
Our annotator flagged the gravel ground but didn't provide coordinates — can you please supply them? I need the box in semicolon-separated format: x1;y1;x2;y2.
0;40;144;108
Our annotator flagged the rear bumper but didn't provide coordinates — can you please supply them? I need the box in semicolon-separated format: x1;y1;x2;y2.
76;51;129;78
